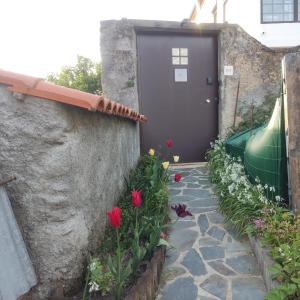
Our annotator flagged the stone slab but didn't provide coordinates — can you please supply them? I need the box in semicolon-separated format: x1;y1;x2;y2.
161;277;198;300
200;274;228;300
181;249;207;276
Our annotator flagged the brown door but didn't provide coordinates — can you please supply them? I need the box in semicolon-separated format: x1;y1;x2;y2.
137;32;218;162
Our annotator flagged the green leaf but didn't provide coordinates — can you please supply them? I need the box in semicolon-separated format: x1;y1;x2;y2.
157;238;170;247
107;255;117;275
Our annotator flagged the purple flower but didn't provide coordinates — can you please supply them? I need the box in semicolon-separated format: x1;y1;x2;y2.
254;219;264;228
171;204;193;218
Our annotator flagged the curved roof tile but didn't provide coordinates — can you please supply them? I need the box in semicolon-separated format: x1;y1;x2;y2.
0;69;147;123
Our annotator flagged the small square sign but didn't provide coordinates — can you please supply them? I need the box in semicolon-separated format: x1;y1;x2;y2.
174;68;188;82
224;65;234;76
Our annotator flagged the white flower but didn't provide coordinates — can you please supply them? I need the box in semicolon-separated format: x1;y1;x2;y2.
89;262;97;272
173;155;180;163
162;161;169;169
89;281;100;293
270;186;275;192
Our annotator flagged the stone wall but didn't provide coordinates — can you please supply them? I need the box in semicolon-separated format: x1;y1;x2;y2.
219;26;297;135
101;19;139;111
100;19;298;136
0;84;140;298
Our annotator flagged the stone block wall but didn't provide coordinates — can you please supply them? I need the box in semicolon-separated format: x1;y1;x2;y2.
0;84;140;298
100;19;298;136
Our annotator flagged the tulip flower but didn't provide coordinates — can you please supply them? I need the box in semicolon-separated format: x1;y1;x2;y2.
106;207;122;229
166;138;173;148
174;173;182;182
106;207;124;299
131;190;142;208
162;161;170;169
171;204;192;218
173;155;180;163
148;148;155;156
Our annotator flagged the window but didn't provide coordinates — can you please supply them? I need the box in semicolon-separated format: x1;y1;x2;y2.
261;0;299;23
172;48;188;65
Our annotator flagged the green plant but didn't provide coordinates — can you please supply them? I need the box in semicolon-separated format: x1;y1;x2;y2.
207;139;270;234
107;246;132;300
228;94;277;137
47;55;101;94
208;138;300;299
252;208;300;299
85;258;114;296
106;207;132;300
84;139;184;299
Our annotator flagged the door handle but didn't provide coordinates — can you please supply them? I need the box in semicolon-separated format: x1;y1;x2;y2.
205;99;211;103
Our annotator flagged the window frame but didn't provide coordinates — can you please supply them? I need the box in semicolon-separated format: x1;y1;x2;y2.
223;0;228;22
261;0;300;23
212;4;217;23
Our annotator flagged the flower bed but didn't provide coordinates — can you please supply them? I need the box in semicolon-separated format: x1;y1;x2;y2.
208;139;300;300
83;140;187;300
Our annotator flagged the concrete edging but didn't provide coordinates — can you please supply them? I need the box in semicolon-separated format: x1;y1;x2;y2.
248;235;279;291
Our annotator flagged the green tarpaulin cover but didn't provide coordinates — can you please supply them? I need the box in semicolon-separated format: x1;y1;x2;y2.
225;97;288;199
225;127;262;162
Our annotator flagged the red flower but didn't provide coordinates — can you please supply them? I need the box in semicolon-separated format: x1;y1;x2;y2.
171;204;192;218
166;138;173;148
174;173;182;182
131;190;142;208
106;207;122;228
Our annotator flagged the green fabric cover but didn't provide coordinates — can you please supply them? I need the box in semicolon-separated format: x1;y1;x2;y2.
244;98;287;198
225;96;288;199
225;127;262;161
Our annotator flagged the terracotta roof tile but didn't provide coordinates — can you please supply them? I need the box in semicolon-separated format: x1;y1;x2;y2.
0;69;146;122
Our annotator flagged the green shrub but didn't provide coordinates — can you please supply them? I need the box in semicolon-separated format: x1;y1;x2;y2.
208;139;300;299
85;258;113;295
228;95;277;137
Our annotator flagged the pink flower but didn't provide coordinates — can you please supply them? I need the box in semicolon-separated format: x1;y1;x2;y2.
131;190;142;208
254;219;264;228
166;138;173;148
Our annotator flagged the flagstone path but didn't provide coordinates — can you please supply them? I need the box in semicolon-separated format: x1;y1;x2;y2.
157;164;266;300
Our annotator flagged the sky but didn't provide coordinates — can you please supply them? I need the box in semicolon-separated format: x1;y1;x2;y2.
0;0;195;78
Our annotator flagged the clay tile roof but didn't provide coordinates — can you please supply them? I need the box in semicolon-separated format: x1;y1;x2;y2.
0;69;147;123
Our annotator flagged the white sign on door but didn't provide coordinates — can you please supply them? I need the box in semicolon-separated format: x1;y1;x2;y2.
174;68;188;82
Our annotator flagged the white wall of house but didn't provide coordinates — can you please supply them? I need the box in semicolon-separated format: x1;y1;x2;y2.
192;0;300;48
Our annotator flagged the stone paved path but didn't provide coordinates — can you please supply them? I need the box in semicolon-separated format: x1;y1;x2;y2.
157;164;266;300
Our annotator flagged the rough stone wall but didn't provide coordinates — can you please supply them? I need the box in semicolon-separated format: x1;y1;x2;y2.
282;53;300;213
100;19;297;136
219;26;294;135
100;19;139;110
0;85;140;298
